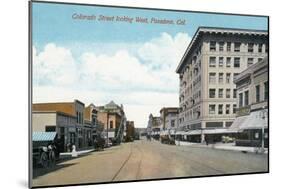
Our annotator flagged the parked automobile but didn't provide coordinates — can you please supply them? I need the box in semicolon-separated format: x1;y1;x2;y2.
222;136;235;143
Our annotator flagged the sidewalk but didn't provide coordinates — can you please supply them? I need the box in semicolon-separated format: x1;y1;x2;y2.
60;148;96;158
175;141;268;154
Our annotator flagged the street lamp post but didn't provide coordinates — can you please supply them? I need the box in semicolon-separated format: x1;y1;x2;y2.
106;113;109;147
261;106;267;153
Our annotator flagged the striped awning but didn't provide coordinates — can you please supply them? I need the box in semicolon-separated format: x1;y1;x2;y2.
32;132;57;142
239;109;268;130
229;115;249;131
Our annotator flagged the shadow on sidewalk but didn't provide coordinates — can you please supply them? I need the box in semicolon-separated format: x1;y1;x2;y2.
33;162;77;179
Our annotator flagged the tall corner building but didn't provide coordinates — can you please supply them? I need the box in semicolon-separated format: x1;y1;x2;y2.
176;27;268;143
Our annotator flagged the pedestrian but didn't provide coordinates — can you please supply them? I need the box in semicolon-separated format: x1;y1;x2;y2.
205;137;209;146
72;144;78;157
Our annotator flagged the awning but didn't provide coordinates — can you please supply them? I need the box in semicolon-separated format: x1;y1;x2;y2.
239;109;268;130
32;132;57;142
175;131;186;135
186;130;202;135
204;128;236;134
228;115;249;131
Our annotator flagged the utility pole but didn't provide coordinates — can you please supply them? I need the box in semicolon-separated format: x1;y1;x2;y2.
106;113;109;147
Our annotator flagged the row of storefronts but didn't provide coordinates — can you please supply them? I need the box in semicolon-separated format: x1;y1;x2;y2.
147;57;268;148
32;100;127;152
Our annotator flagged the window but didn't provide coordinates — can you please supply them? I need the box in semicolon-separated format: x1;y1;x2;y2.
209;57;216;67
233;104;237;114
234;57;240;68
219;89;223;98
226;122;233;127
258;44;263;53
219;42;224;51
233;89;237;98
234;73;239;81
256;85;260;103
227;42;231;51
209;73;216;84
226;73;231;83
210;41;216;51
219;73;224;84
226;104;230;114
247;58;254;67
244;91;249;106
209;89;216;98
226;57;231;67
209;104;216;115
258;58;263;62
248;43;254;52
218;104;223;115
76;112;79;123
219;57;224;67
234;42;241;52
264;81;269;101
239;93;243;107
226;89;231;98
45;126;56;132
171;120;175;127
110;121;114;129
206;122;223;128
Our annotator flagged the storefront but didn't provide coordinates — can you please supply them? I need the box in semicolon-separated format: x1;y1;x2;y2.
230;109;268;147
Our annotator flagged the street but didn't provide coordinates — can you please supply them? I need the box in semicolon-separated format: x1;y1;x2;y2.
33;140;268;187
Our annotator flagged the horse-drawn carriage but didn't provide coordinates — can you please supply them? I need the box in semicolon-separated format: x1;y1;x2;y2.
94;136;106;151
160;134;175;145
32;132;60;168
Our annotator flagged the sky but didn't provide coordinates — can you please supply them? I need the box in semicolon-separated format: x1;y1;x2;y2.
32;2;268;128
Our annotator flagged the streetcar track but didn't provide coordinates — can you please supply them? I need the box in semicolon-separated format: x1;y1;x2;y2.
135;143;144;179
153;142;226;175
111;144;133;181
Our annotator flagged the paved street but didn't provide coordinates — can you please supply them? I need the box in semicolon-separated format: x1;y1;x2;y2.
33;139;268;187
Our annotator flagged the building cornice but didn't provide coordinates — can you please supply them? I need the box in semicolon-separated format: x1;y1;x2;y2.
176;26;268;74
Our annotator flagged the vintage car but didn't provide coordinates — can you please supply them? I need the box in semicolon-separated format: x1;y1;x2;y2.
222;136;235;143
